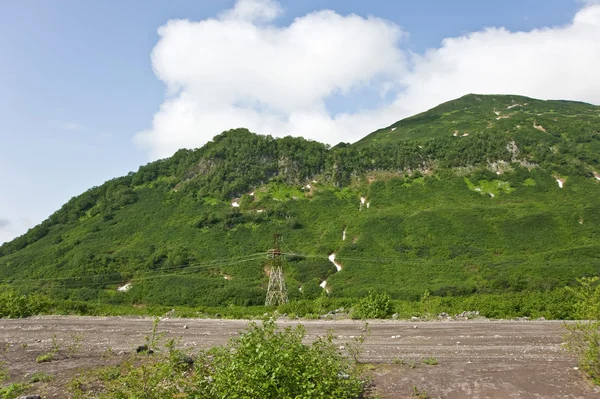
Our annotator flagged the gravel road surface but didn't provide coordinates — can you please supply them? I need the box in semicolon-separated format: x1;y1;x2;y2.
0;316;598;398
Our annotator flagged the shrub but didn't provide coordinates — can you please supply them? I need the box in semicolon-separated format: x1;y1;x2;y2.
205;318;363;398
564;277;600;385
0;291;49;318
352;291;394;319
564;321;600;384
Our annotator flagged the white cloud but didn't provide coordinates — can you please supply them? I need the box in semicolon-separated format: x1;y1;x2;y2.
396;5;600;113
219;0;283;23
50;120;87;131
135;1;600;159
579;0;600;6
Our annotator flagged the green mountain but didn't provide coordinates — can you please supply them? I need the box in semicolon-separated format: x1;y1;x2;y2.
1;94;600;314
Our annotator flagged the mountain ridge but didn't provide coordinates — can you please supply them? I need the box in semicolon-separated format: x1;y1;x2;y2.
355;93;600;146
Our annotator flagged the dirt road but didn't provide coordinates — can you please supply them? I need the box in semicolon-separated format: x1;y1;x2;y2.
0;316;598;398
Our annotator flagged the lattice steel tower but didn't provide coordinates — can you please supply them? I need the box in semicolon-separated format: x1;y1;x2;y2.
265;234;288;306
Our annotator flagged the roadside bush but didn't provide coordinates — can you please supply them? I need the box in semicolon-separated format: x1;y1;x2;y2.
0;291;49;318
352;291;394;319
564;277;600;385
205;318;363;398
565;321;600;385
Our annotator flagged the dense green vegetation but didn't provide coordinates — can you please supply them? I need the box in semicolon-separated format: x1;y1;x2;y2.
1;94;599;318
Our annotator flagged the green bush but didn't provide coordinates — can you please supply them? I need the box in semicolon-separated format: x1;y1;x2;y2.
564;277;600;385
0;291;49;318
352;291;394;319
205;319;363;398
564;321;600;384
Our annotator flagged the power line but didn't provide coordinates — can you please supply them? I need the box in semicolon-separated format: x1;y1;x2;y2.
3;243;598;291
2;253;267;287
279;251;600;268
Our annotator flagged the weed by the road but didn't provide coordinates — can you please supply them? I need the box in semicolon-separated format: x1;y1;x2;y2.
35;334;59;363
35;353;54;363
66;333;83;357
412;385;430;398
0;382;28;399
0;362;28;399
393;357;405;365
36;332;83;363
422;357;439;366
347;322;370;364
145;317;164;352
0;363;6;384
101;347;115;360
29;372;53;383
564;277;600;385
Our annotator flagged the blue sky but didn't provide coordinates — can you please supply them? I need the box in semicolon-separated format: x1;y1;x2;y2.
0;0;597;243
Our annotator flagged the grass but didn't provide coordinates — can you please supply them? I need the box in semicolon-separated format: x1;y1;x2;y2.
421;357;439;366
29;372;53;383
412;386;430;398
35;353;55;363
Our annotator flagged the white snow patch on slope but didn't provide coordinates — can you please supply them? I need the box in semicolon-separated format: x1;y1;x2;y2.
329;253;342;272
117;283;132;292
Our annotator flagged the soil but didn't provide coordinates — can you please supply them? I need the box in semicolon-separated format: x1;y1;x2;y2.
0;316;598;398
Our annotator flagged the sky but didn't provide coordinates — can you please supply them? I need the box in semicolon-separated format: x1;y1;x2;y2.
1;0;599;243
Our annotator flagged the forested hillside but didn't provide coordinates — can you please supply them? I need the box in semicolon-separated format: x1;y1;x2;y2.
1;94;599;317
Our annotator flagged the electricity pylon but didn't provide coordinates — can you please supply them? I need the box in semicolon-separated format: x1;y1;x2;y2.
265;234;288;306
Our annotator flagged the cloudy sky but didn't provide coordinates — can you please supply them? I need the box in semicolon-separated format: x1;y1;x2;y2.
1;0;599;243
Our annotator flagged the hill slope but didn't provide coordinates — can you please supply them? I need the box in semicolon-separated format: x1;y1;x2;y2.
356;93;600;147
1;94;599;312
